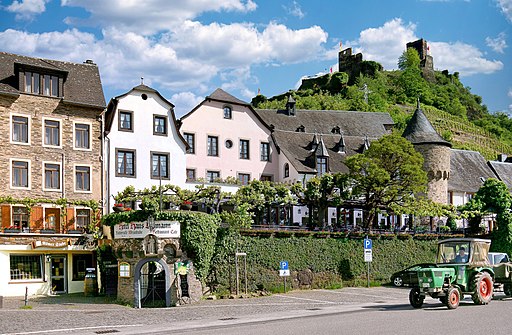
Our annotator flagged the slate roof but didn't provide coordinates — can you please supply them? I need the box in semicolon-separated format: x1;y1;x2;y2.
254;109;394;136
403;101;451;147
488;161;512;190
206;88;251;106
449;149;496;193
253;107;394;174
0;51;105;108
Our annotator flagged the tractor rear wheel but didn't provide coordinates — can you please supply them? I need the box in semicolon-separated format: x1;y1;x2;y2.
446;287;460;309
471;272;493;305
409;287;424;308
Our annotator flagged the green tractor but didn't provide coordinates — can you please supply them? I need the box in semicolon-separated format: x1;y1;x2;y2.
409;238;494;309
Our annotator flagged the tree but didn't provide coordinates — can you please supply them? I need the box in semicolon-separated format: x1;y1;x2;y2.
344;132;427;230
397;48;429;102
290;173;350;229
398;48;421;71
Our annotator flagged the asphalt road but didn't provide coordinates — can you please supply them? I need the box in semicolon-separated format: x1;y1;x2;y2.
2;287;512;335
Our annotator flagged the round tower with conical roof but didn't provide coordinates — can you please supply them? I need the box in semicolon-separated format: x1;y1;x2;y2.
403;100;452;204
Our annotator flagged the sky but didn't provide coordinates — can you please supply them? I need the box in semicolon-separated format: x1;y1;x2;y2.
0;0;511;118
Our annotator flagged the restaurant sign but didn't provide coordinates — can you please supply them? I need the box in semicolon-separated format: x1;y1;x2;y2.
32;239;69;249
114;221;180;239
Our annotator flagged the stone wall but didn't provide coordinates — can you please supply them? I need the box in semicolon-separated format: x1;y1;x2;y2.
0;94;102;202
112;237;203;307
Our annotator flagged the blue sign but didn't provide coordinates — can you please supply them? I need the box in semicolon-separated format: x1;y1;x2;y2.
364;238;372;250
280;261;289;270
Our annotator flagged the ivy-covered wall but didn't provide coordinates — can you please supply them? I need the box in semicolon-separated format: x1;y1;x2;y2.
208;230;437;293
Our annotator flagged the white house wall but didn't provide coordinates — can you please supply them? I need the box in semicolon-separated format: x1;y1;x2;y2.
107;90;187;211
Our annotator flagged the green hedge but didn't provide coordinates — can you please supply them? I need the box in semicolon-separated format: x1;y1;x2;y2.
208;230;437;293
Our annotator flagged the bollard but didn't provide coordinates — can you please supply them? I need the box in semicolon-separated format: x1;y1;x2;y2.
0;295;3;309
25;286;28;306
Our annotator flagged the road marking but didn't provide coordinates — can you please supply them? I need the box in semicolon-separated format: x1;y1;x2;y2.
317;289;401;299
274;294;338;304
0;324;143;335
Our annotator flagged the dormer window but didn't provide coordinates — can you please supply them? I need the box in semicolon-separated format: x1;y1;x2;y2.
296;125;305;132
317;157;328;176
24;72;59;97
332;126;341;134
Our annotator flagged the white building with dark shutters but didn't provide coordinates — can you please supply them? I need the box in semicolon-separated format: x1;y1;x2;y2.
104;84;188;212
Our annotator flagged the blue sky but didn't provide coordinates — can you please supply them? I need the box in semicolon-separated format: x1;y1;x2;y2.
0;0;511;117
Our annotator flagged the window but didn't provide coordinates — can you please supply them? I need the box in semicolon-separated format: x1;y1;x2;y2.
119;262;130;277
12;160;29;188
240;139;250;159
24;72;40;94
153;115;167;135
75;166;91;191
76;209;90;231
238;173;250;185
284;163;289;178
44;163;61;190
72;254;93;281
43;74;59;96
12;115;29;143
74;123;90;149
10;255;43;280
186;169;196;182
223;106;232;119
119;111;133;131
207;136;218;156
151;152;169;179
317;157;328;176
184;133;195;154
260;175;272;182
116;149;136;177
206;171;220;183
44;119;60;146
12;206;28;230
260;142;270;161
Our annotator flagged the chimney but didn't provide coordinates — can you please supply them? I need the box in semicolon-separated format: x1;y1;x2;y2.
498;153;508;162
286;95;296;116
84;59;95;65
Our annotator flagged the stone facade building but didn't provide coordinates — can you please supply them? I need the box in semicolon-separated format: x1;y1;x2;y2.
0;52;105;296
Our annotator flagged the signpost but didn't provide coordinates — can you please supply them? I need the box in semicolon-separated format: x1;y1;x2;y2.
364;238;372;288
279;261;289;293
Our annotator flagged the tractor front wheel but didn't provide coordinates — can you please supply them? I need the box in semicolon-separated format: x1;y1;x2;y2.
446;287;460;309
409;287;424;308
471;272;493;305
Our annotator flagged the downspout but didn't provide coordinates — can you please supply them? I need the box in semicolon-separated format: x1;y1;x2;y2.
100;110;106;215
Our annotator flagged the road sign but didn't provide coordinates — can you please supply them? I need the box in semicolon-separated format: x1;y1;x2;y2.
364;249;373;262
280;261;289;270
363;238;372;250
279;269;290;276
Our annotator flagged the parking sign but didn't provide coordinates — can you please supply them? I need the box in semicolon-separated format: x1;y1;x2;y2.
280;261;289;270
364;238;372;250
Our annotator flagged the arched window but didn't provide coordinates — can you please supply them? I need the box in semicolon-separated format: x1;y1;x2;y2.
284;163;289;178
223;106;232;119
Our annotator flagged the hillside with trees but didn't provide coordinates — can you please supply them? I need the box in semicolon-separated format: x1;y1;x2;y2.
252;48;512;160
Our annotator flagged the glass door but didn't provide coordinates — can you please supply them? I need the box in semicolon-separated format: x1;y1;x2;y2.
50;256;66;294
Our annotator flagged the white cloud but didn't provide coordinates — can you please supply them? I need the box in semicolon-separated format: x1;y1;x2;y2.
283;1;305;19
486;32;508;53
508;88;512;98
430;41;503;76
6;0;49;20
348;18;503;76
62;0;257;35
171;91;204;118
496;0;512;22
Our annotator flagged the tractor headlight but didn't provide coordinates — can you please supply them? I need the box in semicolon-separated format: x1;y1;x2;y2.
428;278;432;283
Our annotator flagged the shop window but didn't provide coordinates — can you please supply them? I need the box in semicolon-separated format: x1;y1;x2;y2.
10;255;43;280
72;254;93;281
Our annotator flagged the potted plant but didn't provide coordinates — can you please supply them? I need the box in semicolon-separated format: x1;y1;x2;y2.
112;203;125;212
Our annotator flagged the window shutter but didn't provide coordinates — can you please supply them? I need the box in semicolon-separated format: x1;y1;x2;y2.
30;206;44;230
66;208;75;231
1;205;11;228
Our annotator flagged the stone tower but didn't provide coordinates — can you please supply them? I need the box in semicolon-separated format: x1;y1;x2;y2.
403;100;452;204
406;39;435;82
